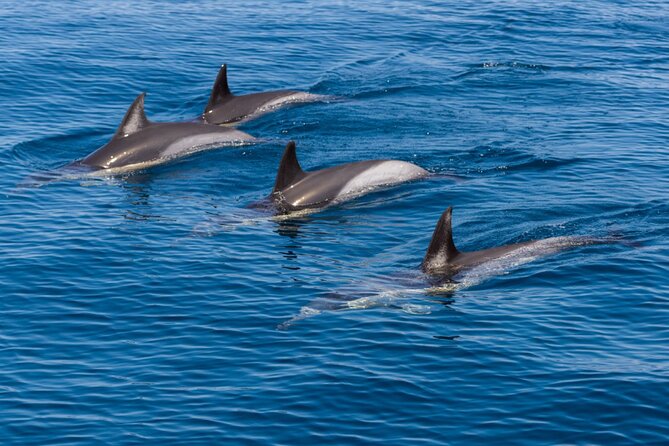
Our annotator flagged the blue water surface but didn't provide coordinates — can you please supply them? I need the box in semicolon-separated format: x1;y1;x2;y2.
1;1;668;444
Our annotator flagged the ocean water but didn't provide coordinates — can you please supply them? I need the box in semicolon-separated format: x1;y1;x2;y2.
1;1;669;444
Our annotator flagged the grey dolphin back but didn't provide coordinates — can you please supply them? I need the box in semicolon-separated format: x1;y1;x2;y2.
115;92;151;137
204;64;232;114
81;91;254;170
273;141;307;193
422;206;460;271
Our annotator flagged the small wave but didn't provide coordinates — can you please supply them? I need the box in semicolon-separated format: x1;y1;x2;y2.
9;127;108;170
449;144;581;177
486;156;582;175
453;61;551;80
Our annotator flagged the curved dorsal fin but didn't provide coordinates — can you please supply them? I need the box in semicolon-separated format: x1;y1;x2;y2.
114;93;150;138
273;141;306;193
204;64;232;113
422;206;460;270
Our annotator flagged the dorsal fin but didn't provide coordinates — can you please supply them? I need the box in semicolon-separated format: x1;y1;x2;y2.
204;64;232;113
114;93;150;138
273;141;306;193
422;206;460;270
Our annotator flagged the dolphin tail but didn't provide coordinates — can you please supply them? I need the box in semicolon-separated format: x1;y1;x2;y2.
114;93;151;139
204;64;232;113
422;206;460;271
273;141;306;193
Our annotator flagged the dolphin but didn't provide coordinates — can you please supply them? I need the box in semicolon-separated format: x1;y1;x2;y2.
277;208;618;329
421;206;609;279
254;141;429;214
80;93;253;170
200;64;321;125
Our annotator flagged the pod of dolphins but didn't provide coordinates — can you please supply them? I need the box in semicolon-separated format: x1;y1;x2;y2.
74;64;613;289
